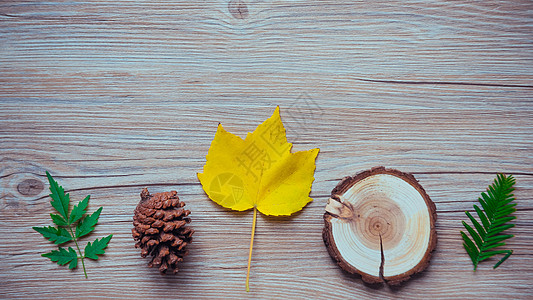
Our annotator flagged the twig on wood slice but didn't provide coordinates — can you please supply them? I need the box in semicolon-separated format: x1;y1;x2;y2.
323;167;437;285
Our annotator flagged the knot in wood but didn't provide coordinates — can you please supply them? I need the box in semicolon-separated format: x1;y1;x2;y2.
228;0;249;19
325;196;355;220
17;178;44;196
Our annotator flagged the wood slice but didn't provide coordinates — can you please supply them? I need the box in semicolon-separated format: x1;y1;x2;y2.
323;167;437;285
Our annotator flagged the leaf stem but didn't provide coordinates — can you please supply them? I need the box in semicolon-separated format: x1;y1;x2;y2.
68;226;87;279
246;206;257;292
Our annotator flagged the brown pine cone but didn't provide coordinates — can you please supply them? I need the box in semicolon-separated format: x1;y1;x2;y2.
132;188;194;274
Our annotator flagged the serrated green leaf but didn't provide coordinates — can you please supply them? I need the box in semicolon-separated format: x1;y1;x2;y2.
76;207;102;239
33;226;72;244
50;214;68;226
69;257;78;269
42;247;78;268
69;195;90;224
84;235;113;260
34;173;112;278
46;172;70;221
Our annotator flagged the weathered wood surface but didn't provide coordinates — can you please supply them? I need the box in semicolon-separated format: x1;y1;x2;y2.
1;1;532;299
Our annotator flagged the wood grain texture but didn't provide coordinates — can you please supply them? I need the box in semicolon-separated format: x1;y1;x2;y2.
1;0;532;299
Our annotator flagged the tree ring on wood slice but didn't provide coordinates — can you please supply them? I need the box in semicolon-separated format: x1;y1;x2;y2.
323;167;437;285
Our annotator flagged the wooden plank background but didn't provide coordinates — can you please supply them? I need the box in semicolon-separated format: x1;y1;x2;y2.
1;1;532;299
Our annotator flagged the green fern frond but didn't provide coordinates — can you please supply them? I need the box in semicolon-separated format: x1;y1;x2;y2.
461;174;516;270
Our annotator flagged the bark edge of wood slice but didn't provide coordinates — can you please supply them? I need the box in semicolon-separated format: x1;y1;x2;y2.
323;166;437;285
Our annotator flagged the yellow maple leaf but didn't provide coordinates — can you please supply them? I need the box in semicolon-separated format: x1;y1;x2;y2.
198;106;319;291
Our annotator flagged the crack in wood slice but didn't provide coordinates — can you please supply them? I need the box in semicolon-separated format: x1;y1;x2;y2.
379;233;385;281
323;167;437;285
